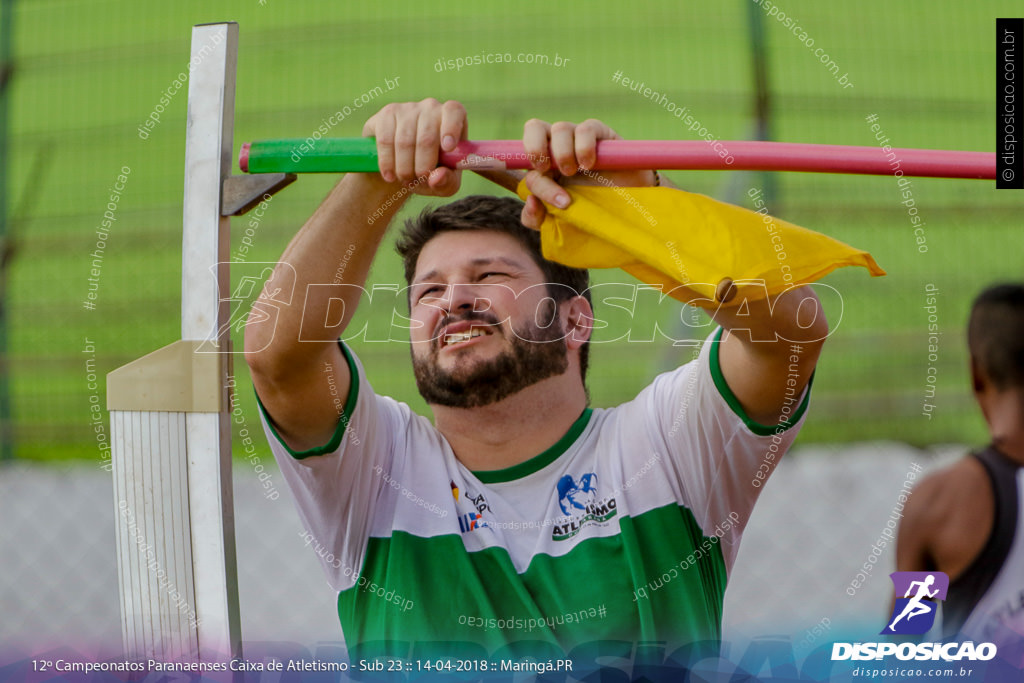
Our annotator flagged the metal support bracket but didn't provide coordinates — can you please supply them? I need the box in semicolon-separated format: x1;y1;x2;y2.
221;172;296;216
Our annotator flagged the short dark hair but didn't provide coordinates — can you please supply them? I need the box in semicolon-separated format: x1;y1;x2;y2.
968;283;1024;390
395;195;591;382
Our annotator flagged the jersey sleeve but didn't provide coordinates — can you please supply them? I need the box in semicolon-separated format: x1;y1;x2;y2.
638;327;811;569
256;341;406;592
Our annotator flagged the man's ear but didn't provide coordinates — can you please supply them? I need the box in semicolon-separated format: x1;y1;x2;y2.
563;296;594;350
970;355;985;395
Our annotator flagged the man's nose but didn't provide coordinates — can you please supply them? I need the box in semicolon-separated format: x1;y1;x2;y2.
444;283;492;315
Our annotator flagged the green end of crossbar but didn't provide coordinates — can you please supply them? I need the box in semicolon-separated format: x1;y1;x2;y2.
241;138;380;173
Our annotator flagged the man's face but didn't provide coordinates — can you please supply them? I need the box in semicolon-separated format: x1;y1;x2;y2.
408;230;571;408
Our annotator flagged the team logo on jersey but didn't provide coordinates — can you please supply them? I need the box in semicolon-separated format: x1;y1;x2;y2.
452;480;492;534
881;572;949;635
552;473;617;541
558;473;598;515
464;487;491;514
458;511;489;533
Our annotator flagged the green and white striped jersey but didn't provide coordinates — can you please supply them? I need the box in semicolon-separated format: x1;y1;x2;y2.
258;328;809;659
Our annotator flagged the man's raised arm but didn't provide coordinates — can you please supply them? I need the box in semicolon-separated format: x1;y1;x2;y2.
712;287;827;427
513;117;827;428
244;99;467;452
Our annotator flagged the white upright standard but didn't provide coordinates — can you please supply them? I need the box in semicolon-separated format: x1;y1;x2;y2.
106;22;242;662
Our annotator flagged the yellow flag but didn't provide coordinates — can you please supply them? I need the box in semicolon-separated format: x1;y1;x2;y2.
517;181;885;308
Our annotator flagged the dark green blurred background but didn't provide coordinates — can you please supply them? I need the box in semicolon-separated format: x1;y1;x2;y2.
6;1;1022;461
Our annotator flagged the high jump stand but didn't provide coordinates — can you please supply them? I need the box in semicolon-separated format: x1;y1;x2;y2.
105;22;294;662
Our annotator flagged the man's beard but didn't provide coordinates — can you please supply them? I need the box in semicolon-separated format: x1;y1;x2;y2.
412;303;570;408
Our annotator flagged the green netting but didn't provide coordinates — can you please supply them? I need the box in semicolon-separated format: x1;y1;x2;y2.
6;0;1021;460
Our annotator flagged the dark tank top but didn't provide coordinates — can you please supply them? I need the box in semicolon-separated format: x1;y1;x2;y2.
942;445;1021;638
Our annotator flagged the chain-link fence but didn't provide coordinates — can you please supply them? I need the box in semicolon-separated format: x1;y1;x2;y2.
0;444;964;657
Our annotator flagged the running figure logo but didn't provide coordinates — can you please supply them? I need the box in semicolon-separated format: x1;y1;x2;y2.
881;572;949;635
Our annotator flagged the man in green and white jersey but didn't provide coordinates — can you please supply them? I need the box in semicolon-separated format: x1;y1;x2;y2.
245;100;826;661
